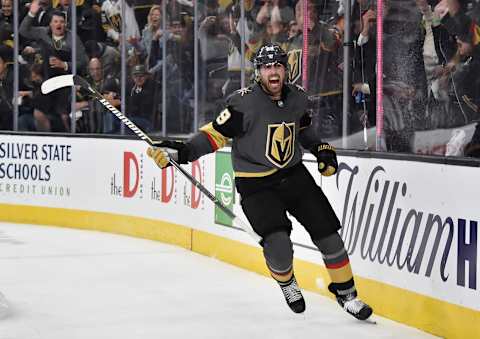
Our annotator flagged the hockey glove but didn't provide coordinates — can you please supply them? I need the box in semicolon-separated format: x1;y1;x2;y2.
147;140;189;169
312;143;338;176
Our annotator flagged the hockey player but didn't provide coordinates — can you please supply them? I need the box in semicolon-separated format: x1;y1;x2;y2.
147;43;373;320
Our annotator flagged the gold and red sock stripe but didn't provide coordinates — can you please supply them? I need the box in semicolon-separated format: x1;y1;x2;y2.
323;249;354;284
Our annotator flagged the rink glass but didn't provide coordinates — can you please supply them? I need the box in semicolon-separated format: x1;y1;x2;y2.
5;0;480;160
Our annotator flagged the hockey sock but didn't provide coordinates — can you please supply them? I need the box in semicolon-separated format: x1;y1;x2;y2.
270;267;293;282
262;231;294;283
315;233;373;320
313;233;355;295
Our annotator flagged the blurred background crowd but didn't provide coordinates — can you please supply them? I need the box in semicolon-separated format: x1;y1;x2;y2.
0;0;478;158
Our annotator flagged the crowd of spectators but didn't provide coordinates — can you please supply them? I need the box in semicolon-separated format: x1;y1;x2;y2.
0;0;478;158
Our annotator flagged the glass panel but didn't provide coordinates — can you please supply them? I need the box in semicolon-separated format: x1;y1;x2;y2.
295;0;348;145
123;0;161;136
8;0;480;162
73;0;124;134
381;0;480;158
14;0;98;133
124;1;196;136
197;0;232;128
241;0;372;149
350;0;377;149
160;2;195;136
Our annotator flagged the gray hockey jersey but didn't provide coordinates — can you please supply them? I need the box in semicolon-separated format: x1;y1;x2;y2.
190;83;313;177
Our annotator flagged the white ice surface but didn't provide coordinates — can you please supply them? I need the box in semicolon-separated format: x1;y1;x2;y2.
0;222;438;339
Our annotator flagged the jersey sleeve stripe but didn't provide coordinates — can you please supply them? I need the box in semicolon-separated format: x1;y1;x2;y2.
199;122;229;151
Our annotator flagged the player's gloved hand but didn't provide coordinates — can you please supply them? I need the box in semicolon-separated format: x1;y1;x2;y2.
147;140;189;169
147;147;171;168
312;143;338;176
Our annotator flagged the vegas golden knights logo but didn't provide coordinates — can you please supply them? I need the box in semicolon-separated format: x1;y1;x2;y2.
265;122;295;168
108;14;122;32
287;49;302;84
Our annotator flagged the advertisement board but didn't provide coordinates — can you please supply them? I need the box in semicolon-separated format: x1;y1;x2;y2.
0;135;213;227
1;134;478;336
316;156;479;311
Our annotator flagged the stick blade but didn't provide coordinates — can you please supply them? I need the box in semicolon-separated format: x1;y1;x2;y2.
41;74;75;94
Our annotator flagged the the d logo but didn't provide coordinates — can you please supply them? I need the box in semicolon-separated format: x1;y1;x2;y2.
123;152;139;198
265;122;295;168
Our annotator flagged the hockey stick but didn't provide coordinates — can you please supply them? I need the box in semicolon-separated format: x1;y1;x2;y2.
41;75;262;243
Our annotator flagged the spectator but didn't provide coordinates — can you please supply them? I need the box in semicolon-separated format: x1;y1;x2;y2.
221;1;255;96
134;0;162;31
84;40;120;78
351;2;377;132
417;0;451;129
0;21;12;49
76;57;120;133
34;0;89;31
17;63;56;132
445;29;480;125
247;0;291;50
77;1;105;43
49;0;77;28
126;64;156;133
101;0;140;47
27;0;55;27
382;0;429;150
439;0;480;125
19;1;88;78
285;0;344;139
0;45;35;131
198;12;230;124
287;20;300;40
253;0;293;43
19;0;89;132
0;0;12;25
154;12;194;133
0;0;14;49
131;5;163;65
413;0;479;133
145;11;195;131
0;44;12;130
43;0;104;44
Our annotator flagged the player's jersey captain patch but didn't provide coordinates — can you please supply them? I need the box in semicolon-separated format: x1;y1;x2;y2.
265;122;295;168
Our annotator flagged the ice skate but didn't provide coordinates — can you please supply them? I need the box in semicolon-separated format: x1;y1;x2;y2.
329;284;372;320
278;275;305;313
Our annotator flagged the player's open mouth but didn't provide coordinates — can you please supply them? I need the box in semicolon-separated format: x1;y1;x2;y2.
269;77;280;86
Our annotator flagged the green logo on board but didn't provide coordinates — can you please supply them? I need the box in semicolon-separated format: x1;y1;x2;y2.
215;152;235;227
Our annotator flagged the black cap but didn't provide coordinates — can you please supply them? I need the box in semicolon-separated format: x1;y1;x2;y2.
132;64;148;76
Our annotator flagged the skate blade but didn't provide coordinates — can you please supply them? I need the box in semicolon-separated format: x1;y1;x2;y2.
360;317;377;325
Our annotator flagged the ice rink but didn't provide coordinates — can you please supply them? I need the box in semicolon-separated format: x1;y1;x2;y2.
0;222;438;339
